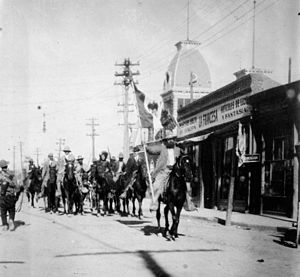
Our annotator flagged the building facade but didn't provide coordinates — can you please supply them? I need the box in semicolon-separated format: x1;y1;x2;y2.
176;72;300;218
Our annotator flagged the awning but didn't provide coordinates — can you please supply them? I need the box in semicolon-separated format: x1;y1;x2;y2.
177;132;213;144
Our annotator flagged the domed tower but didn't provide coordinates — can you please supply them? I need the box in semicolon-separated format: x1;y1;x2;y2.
162;40;211;119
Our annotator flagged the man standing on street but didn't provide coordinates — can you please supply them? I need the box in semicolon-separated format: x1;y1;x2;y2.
0;160;23;231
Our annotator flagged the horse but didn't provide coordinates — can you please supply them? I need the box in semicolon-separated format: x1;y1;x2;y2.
47;165;57;213
62;162;79;214
94;172;111;216
131;161;148;219
156;154;193;240
27;166;42;208
115;173;131;214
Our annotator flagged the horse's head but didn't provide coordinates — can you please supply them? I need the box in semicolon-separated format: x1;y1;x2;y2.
65;162;75;181
175;155;193;182
49;165;57;183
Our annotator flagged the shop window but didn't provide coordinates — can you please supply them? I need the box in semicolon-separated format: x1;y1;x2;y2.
264;135;293;197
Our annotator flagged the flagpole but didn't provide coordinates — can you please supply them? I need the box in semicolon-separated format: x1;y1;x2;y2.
132;83;155;202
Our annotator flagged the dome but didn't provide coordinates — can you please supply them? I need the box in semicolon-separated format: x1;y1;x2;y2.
163;40;211;92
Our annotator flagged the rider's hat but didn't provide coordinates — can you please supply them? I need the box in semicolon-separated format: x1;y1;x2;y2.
28;158;34;163
63;145;71;152
118;152;124;158
0;160;9;168
133;146;140;153
77;155;84;160
48;153;54;157
100;150;108;156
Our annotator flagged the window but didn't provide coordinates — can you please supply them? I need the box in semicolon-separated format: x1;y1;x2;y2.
264;134;293;197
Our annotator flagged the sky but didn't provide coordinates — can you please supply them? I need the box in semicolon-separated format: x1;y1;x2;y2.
0;0;299;169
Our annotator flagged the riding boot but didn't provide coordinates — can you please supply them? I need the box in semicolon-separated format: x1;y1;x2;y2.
184;182;197;212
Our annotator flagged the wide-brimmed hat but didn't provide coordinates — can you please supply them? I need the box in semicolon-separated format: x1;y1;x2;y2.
118;152;124;158
48;153;54;157
100;151;108;156
0;160;9;168
77;155;84;160
63;145;71;152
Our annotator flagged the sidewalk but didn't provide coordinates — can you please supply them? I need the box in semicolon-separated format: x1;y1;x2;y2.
143;198;294;232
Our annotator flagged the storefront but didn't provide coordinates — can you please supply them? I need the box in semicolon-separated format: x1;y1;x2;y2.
177;72;281;214
248;80;300;218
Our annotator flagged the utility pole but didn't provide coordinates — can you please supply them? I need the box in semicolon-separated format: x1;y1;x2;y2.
34;148;41;167
13;146;16;173
251;0;256;69
86;118;99;161
19;141;24;180
56;138;65;161
114;58;139;161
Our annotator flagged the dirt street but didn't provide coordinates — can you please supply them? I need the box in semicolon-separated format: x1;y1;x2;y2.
0;200;299;277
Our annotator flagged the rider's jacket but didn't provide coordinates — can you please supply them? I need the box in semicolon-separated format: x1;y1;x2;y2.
96;159;110;178
146;143;180;178
42;159;58;187
0;170;17;197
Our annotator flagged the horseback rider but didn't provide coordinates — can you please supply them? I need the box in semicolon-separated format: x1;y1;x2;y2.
0;160;23;231
56;145;72;196
119;146;141;199
112;152;126;183
146;134;196;212
40;153;58;199
96;151;112;183
75;155;89;190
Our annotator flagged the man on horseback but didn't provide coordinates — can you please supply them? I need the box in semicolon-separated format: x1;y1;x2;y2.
56;146;72;196
119;146;141;199
112;152;126;183
41;153;58;212
146;136;196;212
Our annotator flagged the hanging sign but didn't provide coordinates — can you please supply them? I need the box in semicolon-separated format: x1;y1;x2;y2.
243;154;260;163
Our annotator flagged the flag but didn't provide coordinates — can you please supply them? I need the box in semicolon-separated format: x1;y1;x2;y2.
236;122;246;167
134;84;153;129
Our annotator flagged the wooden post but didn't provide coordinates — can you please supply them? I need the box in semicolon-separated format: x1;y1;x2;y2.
226;148;236;226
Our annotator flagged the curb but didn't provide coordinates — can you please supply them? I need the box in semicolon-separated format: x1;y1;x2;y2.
180;212;292;232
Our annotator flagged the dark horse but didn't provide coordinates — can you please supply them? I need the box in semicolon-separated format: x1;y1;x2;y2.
27;166;42;207
131;162;148;219
156;154;193;240
62;162;79;214
94;173;111;216
47;165;57;213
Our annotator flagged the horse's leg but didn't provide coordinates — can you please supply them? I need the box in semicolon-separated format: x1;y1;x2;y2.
132;197;136;216
168;202;177;240
31;191;35;207
174;205;183;238
163;205;170;238
156;200;161;233
138;196;143;219
96;192;100;216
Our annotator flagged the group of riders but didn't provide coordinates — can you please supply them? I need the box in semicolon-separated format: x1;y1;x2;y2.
23;144;147;216
1;134;196;232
